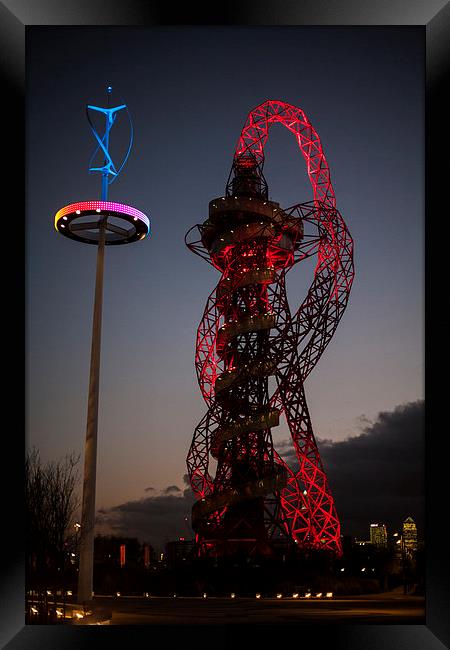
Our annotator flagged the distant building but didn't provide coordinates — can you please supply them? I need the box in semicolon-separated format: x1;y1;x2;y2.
369;523;387;548
354;538;371;546
165;538;196;567
402;517;418;554
94;535;155;568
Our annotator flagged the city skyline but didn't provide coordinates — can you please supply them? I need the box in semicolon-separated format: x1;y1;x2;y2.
26;26;424;549
89;512;423;562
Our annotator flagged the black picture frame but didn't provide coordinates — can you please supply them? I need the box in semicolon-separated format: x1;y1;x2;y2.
2;1;448;647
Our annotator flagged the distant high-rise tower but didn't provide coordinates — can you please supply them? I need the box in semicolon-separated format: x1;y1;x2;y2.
370;523;387;548
402;517;418;553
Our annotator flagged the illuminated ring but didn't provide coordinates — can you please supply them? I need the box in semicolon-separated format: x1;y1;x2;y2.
54;200;150;245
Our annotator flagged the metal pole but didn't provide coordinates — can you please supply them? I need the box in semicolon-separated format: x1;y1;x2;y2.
77;218;106;604
77;97;112;604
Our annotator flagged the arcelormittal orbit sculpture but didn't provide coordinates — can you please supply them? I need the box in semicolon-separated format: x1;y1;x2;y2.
185;100;354;558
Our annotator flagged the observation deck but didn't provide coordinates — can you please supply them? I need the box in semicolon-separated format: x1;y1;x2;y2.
199;195;303;270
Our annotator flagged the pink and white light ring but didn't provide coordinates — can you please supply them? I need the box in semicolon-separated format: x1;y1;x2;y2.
54;200;150;245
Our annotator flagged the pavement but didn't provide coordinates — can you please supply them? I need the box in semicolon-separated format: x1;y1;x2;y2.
87;593;425;625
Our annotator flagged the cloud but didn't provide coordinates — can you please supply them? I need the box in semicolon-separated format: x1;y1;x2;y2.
354;414;373;429
96;487;195;551
144;486;155;493
278;400;425;539
162;485;181;495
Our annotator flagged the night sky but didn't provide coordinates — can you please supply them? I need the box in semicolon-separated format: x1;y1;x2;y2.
26;26;424;548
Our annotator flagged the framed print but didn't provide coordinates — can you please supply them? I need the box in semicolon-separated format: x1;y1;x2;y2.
1;1;448;648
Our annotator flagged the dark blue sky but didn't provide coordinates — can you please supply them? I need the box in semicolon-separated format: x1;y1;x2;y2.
26;27;424;516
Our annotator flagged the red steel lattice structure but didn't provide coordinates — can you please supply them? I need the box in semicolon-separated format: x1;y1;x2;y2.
185;100;354;558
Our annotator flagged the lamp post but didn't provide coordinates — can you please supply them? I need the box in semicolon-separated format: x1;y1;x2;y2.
54;86;151;603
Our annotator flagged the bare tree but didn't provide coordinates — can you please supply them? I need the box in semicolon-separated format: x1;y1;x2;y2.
25;448;80;621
